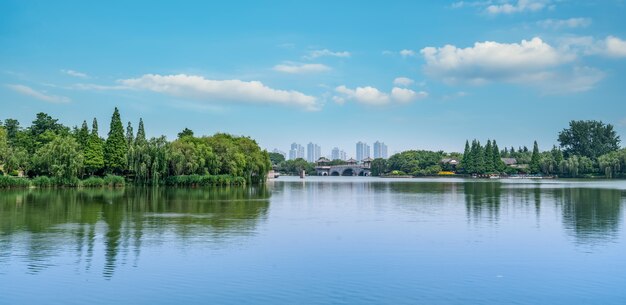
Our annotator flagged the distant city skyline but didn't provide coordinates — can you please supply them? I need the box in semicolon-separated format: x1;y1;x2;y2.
279;140;390;161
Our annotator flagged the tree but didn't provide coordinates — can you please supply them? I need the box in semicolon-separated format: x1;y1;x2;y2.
104;108;127;174
492;140;505;172
177;128;194;139
268;152;285;165
461;140;471;174
529;141;541;174
484;140;494;173
3;119;20;145
371;158;388;176
84;118;104;176
32;135;84;181
126;121;134;147
75;120;90;150
558;120;620;160
136;118;146;144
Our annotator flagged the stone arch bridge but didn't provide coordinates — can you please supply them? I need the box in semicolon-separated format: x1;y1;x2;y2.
315;164;371;176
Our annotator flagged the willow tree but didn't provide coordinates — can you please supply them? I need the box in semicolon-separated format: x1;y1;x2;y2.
33;135;84;182
104;108;127;174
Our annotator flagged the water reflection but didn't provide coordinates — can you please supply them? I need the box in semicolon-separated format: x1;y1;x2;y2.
555;188;623;244
0;187;270;278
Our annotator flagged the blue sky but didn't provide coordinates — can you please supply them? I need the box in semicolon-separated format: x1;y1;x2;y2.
1;0;626;157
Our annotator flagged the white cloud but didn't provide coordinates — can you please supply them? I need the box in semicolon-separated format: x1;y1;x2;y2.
537;18;592;29
61;69;89;78
391;87;428;103
273;63;331;74
393;77;415;87
304;49;350;60
451;1;493;9
334;85;427;106
119;74;319;111
421;37;574;84
6;84;70;103
400;49;417;57
605;36;626;58
70;83;128;90
486;0;550;15
420;37;605;93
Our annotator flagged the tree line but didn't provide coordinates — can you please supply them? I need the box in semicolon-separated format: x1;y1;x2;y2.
0;108;271;187
268;120;624;178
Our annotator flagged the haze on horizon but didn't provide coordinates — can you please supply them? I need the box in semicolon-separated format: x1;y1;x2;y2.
1;0;626;154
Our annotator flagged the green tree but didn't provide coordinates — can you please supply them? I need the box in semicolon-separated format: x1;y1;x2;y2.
558;120;620;159
126;121;134;147
136;118;146;144
33;135;84;182
75;120;90;150
84;118;104;176
484;140;494;173
269;152;285;165
529;141;541;174
104;108;127;174
371;158;388;176
177;128;194;139
492;140;505;172
461;140;471;174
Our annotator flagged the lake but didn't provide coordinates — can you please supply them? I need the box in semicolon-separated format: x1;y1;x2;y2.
1;177;625;304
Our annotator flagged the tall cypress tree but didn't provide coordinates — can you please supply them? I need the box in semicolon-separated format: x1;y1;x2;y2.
126;121;134;147
461;140;471;174
104;107;127;174
530;141;541;174
136;118;146;144
76;120;90;150
484;139;494;173
84;118;104;176
492;140;504;172
473;140;485;174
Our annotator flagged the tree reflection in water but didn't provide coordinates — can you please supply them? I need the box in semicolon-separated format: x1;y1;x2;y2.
0;187;270;279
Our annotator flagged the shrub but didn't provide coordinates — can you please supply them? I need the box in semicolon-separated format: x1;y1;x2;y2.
32;176;53;187
81;177;105;187
0;176;30;188
9;170;19;177
104;175;125;187
164;174;246;187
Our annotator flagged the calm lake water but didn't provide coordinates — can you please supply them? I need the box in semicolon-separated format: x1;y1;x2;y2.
1;177;625;304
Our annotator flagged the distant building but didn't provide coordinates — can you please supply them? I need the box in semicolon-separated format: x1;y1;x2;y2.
356;141;370;162
307;142;321;162
331;147;348;161
289;143;304;160
373;141;388;159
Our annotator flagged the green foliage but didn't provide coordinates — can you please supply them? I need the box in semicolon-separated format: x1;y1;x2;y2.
31;176;53;187
74;120;90;150
268;152;285;165
0;176;30;188
558;120;620;160
103;174;126;187
104;107;128;174
164;174;246;187
81;177;105;187
529;141;541;174
277;158;315;175
370;158;388;176
387;150;444;176
177;128;194;139
84;118;105;176
32;135;84;182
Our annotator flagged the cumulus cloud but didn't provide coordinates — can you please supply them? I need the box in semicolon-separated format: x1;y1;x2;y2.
537;18;592;29
421;37;574;84
486;0;551;15
334;85;427;106
420;37;605;93
61;69;89;78
273;63;331;74
605;36;626;58
393;77;415;87
119;74;319;111
6;84;70;103
304;49;350;60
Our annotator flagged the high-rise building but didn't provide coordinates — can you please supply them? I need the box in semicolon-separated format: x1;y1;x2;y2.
289;143;304;160
356;141;370;162
307;142;321;162
373;141;389;159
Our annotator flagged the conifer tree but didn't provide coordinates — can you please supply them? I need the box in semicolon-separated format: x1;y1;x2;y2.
484;140;494;173
461;140;471;174
126;121;134;147
84;118;104;175
136;118;146;144
76;120;90;150
530;141;541;174
104;107;127;174
492;140;505;172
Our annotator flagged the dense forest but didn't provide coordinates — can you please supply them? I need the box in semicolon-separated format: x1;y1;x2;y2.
270;120;625;179
0;108;271;188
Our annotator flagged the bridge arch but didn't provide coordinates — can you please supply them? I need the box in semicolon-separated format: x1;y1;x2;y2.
342;168;355;176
